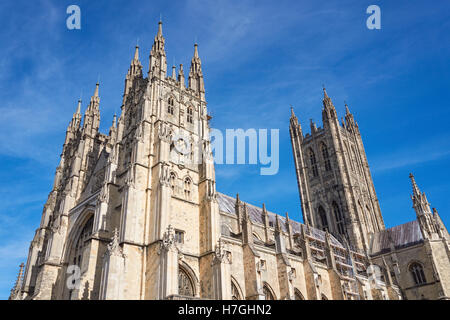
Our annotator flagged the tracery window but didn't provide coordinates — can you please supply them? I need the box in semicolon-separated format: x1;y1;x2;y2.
309;149;318;177
410;262;426;285
321;143;332;171
73;216;94;267
318;206;328;231
184;177;191;198
175;230;184;244
178;267;195;297
169;172;176;192
263;284;275;300
352;146;361;174
168;97;174;115
187;107;193;124
333;202;346;236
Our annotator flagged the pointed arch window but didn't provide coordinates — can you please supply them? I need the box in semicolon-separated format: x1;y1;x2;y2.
333;202;346;236
168;97;174;115
309;149;319;177
169;172;176;192
346;143;354;171
352;145;361;174
178;266;195;297
184;177;192;198
263;283;275;300
318;206;328;231
231;281;242;300
73;216;94;267
321;143;332;171
187;107;194;124
409;262;426;285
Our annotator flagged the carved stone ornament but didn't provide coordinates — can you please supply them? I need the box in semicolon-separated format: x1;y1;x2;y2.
158;121;172;142
159;225;178;254
106;228;125;257
213;238;230;264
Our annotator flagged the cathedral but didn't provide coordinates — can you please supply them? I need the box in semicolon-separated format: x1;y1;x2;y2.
9;21;450;300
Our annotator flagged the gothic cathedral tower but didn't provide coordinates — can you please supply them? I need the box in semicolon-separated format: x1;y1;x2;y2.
289;89;385;252
20;21;222;300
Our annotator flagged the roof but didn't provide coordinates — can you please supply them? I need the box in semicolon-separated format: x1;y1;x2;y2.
370;220;423;255
217;192;345;248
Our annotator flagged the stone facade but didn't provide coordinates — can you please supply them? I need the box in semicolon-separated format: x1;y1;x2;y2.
9;21;449;300
289;94;450;300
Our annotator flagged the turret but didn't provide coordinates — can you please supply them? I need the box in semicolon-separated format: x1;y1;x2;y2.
65;99;83;144
178;64;185;88
410;173;438;239
83;82;101;136
344;102;358;133
322;87;337;122
148;21;167;79
123;45;143;104
9;263;24;300
188;43;205;100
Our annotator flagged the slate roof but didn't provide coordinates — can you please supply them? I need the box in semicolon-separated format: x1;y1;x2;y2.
370;220;424;256
217;192;345;248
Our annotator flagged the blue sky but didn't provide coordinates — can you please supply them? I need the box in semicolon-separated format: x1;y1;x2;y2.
0;0;449;299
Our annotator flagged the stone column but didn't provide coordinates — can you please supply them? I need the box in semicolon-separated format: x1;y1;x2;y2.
211;239;232;299
99;229;126;300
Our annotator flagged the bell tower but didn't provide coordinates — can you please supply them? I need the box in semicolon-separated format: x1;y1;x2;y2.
289;88;385;252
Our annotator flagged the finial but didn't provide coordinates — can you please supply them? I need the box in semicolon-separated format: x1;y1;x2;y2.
345;101;350;115
76;98;82;114
112;113;117;127
322;85;328;98
194;43;199;58
172;65;176;79
409;172;421;196
290;105;295;117
134;44;139;60
275;214;281;230
157;19;163;37
94;81;99;97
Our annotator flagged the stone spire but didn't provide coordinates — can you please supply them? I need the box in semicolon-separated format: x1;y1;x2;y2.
68;98;83;132
409;173;437;238
123;45;143;105
188;43;205;99
149;20;167;79
322;86;335;110
178;63;185;87
109;113;118;142
130;45;143;77
83;82;101;135
410;173;422;199
172;65;176;79
344;101;357;131
289;105;301;132
9;263;24;300
321;86;337;122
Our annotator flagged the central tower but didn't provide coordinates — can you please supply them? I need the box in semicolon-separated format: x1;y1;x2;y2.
289;89;385;251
